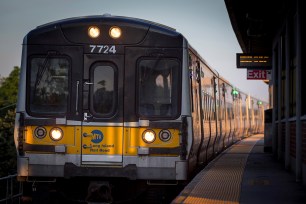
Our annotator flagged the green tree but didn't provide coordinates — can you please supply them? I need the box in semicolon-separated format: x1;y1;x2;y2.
0;66;20;177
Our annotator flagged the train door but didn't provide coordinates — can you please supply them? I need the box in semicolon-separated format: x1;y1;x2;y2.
212;76;219;154
81;54;124;165
195;61;206;165
219;83;226;150
188;57;205;166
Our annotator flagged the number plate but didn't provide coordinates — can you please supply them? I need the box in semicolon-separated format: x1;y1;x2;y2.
89;45;117;54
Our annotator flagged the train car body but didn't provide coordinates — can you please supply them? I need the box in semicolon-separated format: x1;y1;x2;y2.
14;15;267;201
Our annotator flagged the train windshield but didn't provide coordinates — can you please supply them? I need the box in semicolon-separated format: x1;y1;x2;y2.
138;58;180;118
28;57;69;115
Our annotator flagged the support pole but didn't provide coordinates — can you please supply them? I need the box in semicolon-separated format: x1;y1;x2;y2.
277;39;282;161
295;0;302;182
285;18;291;170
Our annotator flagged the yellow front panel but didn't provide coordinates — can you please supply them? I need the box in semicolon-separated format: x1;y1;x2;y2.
24;125;180;158
24;125;81;154
25;125;76;145
81;126;123;155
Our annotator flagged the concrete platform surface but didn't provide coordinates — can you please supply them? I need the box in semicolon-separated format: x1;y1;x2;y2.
172;134;306;204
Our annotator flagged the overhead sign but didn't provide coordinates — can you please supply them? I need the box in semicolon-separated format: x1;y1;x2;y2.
247;69;271;80
237;53;272;69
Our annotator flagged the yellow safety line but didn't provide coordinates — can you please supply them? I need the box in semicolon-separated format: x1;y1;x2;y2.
172;134;263;204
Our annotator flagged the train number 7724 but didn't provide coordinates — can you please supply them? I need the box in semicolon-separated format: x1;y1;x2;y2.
89;45;117;54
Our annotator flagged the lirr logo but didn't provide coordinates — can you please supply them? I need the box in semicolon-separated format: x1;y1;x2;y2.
91;130;104;143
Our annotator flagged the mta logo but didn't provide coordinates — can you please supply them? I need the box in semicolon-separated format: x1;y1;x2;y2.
91;130;103;143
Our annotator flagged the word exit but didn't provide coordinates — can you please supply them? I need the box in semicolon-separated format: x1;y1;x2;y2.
247;69;271;80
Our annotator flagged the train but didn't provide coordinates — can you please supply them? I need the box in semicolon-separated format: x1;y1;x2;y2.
14;15;267;202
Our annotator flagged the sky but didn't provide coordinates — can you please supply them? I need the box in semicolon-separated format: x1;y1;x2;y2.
0;0;268;102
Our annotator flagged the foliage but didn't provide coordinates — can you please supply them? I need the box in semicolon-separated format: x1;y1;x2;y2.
0;67;19;106
0;66;20;177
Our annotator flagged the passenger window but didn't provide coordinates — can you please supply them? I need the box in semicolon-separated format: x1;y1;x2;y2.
29;57;69;115
138;58;180;118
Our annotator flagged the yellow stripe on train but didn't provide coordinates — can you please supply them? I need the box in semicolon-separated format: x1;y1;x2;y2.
24;126;180;156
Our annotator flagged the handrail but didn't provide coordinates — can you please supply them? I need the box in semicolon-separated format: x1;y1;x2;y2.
0;174;22;203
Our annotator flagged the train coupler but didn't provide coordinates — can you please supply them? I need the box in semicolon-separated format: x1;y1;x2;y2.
86;181;113;203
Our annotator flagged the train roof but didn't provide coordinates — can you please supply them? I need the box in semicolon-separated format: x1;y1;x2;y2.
188;45;219;75
25;14;184;46
36;14;177;33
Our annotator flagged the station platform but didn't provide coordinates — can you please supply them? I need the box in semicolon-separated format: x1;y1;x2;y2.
172;134;306;204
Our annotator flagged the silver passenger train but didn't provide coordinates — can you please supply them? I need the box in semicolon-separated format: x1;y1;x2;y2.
14;15;267;202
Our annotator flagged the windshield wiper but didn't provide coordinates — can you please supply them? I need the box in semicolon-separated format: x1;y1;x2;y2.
34;51;58;87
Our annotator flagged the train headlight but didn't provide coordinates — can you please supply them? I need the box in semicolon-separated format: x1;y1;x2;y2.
142;130;156;144
34;127;47;139
50;127;63;141
159;130;171;142
109;26;121;39
88;26;100;38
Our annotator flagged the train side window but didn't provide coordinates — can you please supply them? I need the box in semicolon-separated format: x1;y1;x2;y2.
208;95;211;120
138;58;180;118
203;93;206;121
28;57;69;115
211;96;214;120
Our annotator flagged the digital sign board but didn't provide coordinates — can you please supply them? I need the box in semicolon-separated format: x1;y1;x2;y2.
237;53;272;69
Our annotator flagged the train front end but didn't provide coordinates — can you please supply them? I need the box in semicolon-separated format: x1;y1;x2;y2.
14;15;190;187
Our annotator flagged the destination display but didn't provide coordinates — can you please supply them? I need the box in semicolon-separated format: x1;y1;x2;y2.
237;53;272;69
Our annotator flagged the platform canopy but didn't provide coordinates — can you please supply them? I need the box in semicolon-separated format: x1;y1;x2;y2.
225;0;286;54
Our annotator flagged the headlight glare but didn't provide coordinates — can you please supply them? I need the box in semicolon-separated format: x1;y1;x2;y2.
88;26;100;38
50;127;63;141
109;26;121;39
142;130;156;143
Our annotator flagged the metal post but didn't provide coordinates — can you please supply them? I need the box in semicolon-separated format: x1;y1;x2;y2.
272;47;277;157
277;39;282;161
285;18;291;170
295;0;302;182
